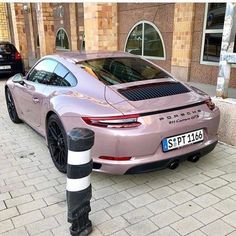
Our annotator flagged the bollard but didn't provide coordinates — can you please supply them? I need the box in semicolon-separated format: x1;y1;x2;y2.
66;128;95;236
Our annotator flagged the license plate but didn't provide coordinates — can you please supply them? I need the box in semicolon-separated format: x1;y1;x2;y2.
162;129;204;152
0;65;11;70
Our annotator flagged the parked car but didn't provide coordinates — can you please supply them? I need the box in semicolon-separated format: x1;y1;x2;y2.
5;51;220;174
0;41;25;76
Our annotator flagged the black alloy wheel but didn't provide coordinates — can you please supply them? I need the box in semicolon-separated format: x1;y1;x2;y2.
47;114;68;173
5;87;22;123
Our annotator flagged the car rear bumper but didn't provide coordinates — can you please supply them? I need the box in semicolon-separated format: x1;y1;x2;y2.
92;137;218;174
124;140;217;174
61;103;220;175
92;108;220;174
0;61;24;75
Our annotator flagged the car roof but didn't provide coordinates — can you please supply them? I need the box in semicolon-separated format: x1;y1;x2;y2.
48;51;138;64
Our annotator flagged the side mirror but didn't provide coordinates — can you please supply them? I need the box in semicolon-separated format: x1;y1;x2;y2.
12;73;25;85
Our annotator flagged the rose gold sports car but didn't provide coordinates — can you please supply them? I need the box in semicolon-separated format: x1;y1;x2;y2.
5;51;220;174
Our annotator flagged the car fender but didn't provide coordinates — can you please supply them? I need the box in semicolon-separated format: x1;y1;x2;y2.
5;77;24;119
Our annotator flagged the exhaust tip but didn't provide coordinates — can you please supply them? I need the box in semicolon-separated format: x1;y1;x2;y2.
169;161;179;170
188;155;200;163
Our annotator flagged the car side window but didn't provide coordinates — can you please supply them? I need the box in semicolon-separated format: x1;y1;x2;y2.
49;63;77;87
50;63;69;86
27;59;57;84
64;73;77;87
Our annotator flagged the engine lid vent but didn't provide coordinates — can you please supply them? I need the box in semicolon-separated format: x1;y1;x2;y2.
118;82;190;101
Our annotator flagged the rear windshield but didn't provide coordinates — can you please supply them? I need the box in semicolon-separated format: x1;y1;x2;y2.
78;57;171;85
0;44;16;54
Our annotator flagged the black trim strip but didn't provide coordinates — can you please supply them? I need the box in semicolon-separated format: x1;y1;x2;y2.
67;160;93;179
140;101;205;117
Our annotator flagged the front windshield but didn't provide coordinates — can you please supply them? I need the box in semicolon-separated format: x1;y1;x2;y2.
77;57;171;85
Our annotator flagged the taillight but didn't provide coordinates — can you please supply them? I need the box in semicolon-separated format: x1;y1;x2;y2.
205;98;215;110
99;156;131;161
82;114;141;128
15;52;21;60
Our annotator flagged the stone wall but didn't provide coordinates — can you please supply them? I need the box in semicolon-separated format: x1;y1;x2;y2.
0;3;10;41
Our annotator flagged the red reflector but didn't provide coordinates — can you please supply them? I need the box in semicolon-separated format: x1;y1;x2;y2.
15;52;21;60
99;156;131;161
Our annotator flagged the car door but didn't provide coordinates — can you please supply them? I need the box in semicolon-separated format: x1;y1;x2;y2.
13;59;57;128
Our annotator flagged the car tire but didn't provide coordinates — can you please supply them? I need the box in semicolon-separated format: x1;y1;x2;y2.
5;87;22;124
47;114;68;173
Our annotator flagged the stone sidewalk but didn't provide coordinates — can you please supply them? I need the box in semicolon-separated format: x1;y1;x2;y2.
0;79;236;236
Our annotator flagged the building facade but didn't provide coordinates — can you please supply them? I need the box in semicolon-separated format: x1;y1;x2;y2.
0;2;235;88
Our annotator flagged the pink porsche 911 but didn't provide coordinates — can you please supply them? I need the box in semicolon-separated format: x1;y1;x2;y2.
5;51;220;174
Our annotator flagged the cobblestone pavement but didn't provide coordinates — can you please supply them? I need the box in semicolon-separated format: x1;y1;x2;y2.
0;78;236;236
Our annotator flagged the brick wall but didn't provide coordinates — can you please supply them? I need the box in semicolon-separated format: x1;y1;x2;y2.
189;3;236;88
0;3;10;41
84;3;118;51
77;3;84;51
10;3;29;66
171;3;195;81
171;4;195;68
37;3;55;57
54;3;71;51
118;3;174;72
69;3;78;51
2;3;235;88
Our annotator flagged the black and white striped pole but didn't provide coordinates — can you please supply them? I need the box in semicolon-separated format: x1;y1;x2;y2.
66;128;95;236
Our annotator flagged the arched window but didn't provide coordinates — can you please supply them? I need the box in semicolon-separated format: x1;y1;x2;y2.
56;28;70;50
125;21;166;60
